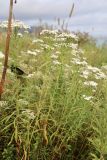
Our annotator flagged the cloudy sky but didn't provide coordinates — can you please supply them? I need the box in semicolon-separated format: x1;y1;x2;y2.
0;0;107;37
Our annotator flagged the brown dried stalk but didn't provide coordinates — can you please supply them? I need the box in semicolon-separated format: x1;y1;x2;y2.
69;3;75;18
0;0;14;99
61;19;65;30
66;3;75;30
57;18;60;26
40;119;48;146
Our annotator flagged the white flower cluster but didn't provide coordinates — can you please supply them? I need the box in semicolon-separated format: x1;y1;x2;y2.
70;43;78;50
68;42;107;81
80;65;107;80
83;81;98;88
71;57;88;66
40;29;58;35
17;32;23;37
27;72;36;78
82;95;93;101
32;39;44;43
51;51;61;66
22;109;35;120
27;50;37;56
55;32;78;41
0;20;30;30
40;29;78;41
0;101;7;107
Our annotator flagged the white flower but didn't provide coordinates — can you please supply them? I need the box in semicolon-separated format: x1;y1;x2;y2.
56;32;78;41
70;33;78;40
82;95;93;101
40;44;50;49
71;50;78;56
27;72;36;78
95;72;107;79
87;65;101;73
32;39;44;43
40;29;58;35
56;37;66;42
27;50;37;56
70;43;78;50
83;57;87;60
35;49;41;53
53;60;61;65
84;81;98;88
81;70;90;79
51;54;58;59
0;20;30;30
71;58;87;66
56;51;61;54
22;109;35;120
79;60;88;66
0;101;7;107
24;30;29;33
71;57;80;64
17;32;23;37
27;74;34;78
78;49;84;54
0;51;4;58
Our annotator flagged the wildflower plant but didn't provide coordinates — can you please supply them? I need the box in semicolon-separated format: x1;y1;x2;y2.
0;23;107;160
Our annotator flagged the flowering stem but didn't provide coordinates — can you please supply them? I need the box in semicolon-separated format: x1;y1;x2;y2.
0;0;13;100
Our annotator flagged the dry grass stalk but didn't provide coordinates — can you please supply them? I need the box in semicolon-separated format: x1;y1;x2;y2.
69;3;75;18
66;3;75;31
61;19;65;30
0;0;14;99
57;18;60;26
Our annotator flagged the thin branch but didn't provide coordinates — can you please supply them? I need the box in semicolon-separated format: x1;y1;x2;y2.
0;0;14;99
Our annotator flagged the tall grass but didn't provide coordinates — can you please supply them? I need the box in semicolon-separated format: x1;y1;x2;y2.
0;30;107;160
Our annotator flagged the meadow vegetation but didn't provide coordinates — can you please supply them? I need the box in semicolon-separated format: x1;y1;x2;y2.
0;28;107;160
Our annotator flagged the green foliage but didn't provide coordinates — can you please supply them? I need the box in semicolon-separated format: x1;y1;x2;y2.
2;145;15;160
0;30;107;160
